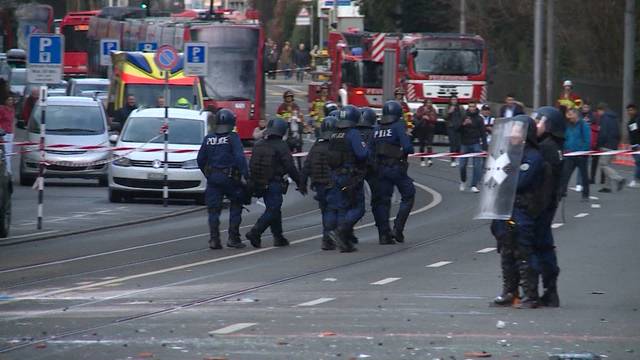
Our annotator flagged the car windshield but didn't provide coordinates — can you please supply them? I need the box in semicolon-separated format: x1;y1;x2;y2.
29;105;105;135
341;60;383;88
413;49;482;75
10;70;26;85
125;84;197;108
121;117;204;145
73;83;108;96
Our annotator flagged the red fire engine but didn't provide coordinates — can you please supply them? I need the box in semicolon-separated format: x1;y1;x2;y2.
60;10;99;77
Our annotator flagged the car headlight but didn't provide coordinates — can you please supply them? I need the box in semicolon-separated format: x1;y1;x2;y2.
182;159;199;169
113;157;131;167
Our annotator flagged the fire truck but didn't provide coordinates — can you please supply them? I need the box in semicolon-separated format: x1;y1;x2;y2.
87;8;264;140
309;31;488;133
60;10;99;77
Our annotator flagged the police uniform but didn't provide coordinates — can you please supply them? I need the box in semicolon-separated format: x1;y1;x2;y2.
372;101;416;244
196;109;248;249
246;118;304;248
301;116;338;250
353;107;379;240
327;106;369;253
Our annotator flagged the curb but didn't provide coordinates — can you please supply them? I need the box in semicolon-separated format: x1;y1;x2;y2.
0;206;207;247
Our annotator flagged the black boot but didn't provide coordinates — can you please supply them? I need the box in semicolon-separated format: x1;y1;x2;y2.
391;227;404;243
209;226;222;250
492;246;520;306
348;229;359;244
516;260;539;309
378;231;396;245
321;233;337;250
273;235;290;247
227;223;246;249
245;230;262;248
337;227;357;253
540;276;560;307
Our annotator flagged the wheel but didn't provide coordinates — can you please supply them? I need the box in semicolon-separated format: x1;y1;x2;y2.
98;175;108;187
109;188;124;203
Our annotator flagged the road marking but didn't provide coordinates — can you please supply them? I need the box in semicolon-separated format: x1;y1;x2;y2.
551;223;564;229
208;323;257;335
370;277;401;285
296;297;335;307
322;278;337;282
591;204;601;209
589;196;599;200
574;213;589;218
476;247;496;253
426;261;452;268
1;182;441;303
3;230;59;240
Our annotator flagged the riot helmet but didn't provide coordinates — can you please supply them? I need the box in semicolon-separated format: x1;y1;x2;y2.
380;100;403;124
264;117;288;137
321;116;338;140
214;108;236;134
324;102;339;116
336;105;360;129
511;115;538;148
532;106;565;139
358;107;377;128
328;109;340;118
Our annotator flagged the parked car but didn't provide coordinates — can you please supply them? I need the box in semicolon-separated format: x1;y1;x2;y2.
8;68;26;96
108;108;208;204
0;129;12;238
19;96;111;186
67;78;109;97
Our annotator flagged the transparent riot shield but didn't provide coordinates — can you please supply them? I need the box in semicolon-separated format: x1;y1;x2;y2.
475;117;528;220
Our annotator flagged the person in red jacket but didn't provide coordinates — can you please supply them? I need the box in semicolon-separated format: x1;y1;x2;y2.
414;98;438;167
556;80;583;109
0;95;16;174
580;102;600;184
21;87;40;124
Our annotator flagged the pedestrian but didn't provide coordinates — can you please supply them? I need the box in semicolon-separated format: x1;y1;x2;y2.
499;93;525;118
253;118;267;141
278;41;293;80
556;80;583;110
414;98;438;167
560;108;591;201
309;83;330;138
626;103;640;188
196;109;249;250
596;103;626;192
267;42;279;79
480;104;495;143
491;115;545;307
580;102;601;184
456;100;487;193
245;118;306;248
532;106;566;308
445;95;464;167
293;42;310;83
21;87;39;123
372;101;415;244
326;105;369;252
0;95;15;174
301;115;339;250
114;95;138;130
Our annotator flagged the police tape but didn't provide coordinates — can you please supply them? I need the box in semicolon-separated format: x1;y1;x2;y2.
265;66;312;74
409;149;640;158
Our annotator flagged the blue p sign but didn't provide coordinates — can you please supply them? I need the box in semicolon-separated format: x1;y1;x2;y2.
137;42;157;52
100;39;120;66
28;35;62;64
184;42;208;76
187;45;205;63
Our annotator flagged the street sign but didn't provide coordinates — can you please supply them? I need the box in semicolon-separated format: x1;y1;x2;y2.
100;39;120;66
27;34;63;84
184;42;208;77
154;45;179;71
296;7;311;26
137;42;158;52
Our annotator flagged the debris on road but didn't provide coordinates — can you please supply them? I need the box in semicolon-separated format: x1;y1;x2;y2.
496;320;506;329
464;351;492;358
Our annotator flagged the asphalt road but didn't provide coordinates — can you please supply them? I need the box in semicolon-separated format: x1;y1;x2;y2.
1;78;639;359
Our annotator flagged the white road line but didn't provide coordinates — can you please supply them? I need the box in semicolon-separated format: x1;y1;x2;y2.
589;196;599;200
476;247;496;254
591;204;601;209
551;223;564;229
2;182;441;303
574;213;589;218
370;277;401;285
208;323;257;335
296;297;335;307
426;261;452;268
4;230;58;240
322;278;337;282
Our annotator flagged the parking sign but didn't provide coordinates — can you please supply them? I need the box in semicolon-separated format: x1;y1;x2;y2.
100;39;120;66
27;34;63;84
184;42;208;76
137;42;157;52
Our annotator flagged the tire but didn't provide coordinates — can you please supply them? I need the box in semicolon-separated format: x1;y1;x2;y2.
109;188;124;203
98;175;108;187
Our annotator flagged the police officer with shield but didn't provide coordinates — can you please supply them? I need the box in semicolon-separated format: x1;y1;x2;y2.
326;105;369;252
301;116;339;250
372;101;416;244
246;118;306;248
531;106;565;307
197;109;249;250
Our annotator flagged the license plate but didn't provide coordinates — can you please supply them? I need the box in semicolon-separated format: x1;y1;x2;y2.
147;173;164;180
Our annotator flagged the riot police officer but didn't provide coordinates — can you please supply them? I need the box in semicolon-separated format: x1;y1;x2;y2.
301;116;339;250
490;115;545;307
326;105;369;252
372;101;416;244
246;118;306;248
531;106;565;307
353;107;379;237
196;109;248;250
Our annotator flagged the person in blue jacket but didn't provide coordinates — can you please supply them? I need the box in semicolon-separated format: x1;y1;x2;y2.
371;100;416;245
326;105;369;252
560;108;591;200
197;109;249;250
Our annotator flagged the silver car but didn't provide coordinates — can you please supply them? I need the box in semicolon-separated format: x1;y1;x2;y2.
67;78;110;97
108;108;208;204
19;96;111;186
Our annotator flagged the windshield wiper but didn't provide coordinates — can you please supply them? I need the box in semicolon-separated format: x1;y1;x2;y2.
223;96;251;101
48;128;100;133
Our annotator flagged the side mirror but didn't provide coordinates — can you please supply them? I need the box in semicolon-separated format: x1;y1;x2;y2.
109;134;119;145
